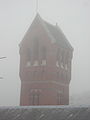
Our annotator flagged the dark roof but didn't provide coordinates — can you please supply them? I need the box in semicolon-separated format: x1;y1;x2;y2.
20;13;73;51
0;106;90;120
44;21;73;50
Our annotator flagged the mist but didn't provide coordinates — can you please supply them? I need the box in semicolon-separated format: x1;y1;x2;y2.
0;0;90;106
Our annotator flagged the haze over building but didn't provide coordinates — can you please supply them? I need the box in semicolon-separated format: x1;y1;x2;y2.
19;14;73;105
0;0;90;106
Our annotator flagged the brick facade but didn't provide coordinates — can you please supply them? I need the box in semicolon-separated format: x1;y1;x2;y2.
19;14;73;105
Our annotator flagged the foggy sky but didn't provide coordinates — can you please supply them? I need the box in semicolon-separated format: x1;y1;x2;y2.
0;0;90;106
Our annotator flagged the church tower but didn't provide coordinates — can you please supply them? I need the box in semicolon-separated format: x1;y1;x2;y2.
19;14;73;105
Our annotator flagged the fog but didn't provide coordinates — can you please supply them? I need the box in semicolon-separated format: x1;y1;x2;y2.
0;0;90;106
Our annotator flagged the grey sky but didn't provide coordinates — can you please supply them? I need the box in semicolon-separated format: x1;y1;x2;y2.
0;0;90;106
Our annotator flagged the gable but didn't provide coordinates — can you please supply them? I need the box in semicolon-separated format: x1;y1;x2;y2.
19;14;55;48
19;13;73;51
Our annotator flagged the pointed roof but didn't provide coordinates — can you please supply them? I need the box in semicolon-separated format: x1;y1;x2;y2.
20;13;73;50
44;21;73;50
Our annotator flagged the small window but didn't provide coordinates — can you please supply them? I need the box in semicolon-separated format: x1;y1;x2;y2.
60;49;65;68
61;62;64;69
30;89;40;105
41;46;47;66
32;94;40;105
26;48;31;67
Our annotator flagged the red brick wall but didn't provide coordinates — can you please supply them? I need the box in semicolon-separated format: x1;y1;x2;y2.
19;17;72;106
20;81;69;105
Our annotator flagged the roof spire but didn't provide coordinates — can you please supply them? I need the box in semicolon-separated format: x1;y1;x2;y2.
36;0;38;14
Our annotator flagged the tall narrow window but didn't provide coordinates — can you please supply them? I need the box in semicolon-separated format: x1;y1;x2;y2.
33;38;39;66
41;46;46;65
56;61;59;67
65;51;68;69
26;48;31;67
60;50;65;69
31;93;40;105
56;48;60;67
33;39;39;60
56;48;60;61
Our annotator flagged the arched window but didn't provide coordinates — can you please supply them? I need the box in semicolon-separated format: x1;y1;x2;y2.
31;93;40;105
30;89;41;105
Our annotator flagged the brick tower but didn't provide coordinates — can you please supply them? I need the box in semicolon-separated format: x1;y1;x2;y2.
19;14;73;106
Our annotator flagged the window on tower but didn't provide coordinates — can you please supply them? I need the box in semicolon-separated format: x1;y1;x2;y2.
30;89;41;105
26;48;31;67
41;46;46;66
32;94;40;105
56;61;59;67
56;48;60;67
60;50;65;69
33;38;39;66
64;51;68;70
